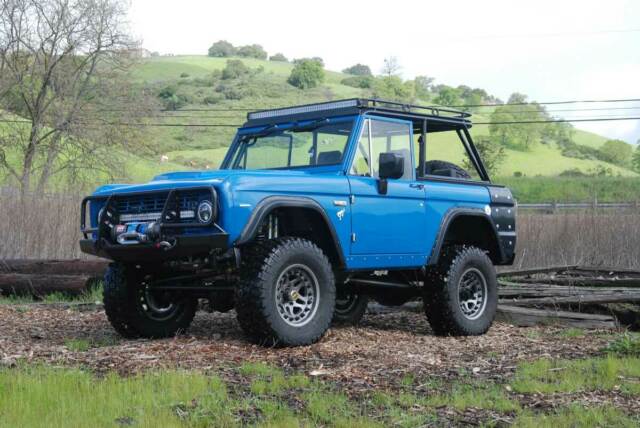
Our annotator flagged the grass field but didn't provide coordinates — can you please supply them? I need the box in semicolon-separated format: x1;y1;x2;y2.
1;352;638;427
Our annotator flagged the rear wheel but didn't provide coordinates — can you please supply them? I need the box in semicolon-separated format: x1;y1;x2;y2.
333;289;368;325
423;246;497;336
103;264;197;339
235;237;335;346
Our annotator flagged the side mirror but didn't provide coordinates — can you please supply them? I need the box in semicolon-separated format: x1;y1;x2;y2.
378;152;404;180
377;152;404;195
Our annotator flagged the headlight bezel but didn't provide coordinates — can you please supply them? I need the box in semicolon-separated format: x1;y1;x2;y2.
196;200;214;224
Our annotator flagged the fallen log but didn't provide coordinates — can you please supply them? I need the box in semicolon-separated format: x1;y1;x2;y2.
496;265;578;278
496;305;617;329
0;273;93;296
513;277;640;288
500;293;640;306
0;259;108;276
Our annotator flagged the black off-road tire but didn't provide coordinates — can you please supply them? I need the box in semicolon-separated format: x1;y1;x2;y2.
333;290;368;325
423;246;497;336
424;160;471;179
103;264;197;339
235;237;336;347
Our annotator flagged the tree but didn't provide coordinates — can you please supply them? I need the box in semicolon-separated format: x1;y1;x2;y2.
462;136;506;176
207;40;235;57
381;56;401;77
372;76;411;102
0;0;151;194
269;53;288;62
236;44;267;59
599;139;633;167
222;60;249;79
632;143;640;173
433;86;461;107
287;59;324;89
342;64;372;76
487;93;549;151
413;76;435;99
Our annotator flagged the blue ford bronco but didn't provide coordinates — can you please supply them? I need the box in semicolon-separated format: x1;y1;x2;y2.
80;98;516;346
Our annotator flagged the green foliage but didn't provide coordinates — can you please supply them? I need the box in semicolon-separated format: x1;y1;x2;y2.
221;59;249;80
633;145;640;173
287;59;325;89
342;63;372;76
372;76;412;102
207;40;235;57
604;332;640;356
599;139;633;167
179;72;189;78
515;405;639;428
341;75;374;89
268;52;288;62
236;44;268;59
413;75;434;99
157;85;189;110
496;176;640;203
432;86;460;107
463;135;505;176
488;93;552;150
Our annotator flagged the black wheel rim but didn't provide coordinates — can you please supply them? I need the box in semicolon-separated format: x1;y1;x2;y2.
457;267;488;320
275;264;319;327
138;283;181;321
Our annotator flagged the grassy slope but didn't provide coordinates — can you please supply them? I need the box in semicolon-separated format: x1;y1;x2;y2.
136;55;634;178
1;55;635;191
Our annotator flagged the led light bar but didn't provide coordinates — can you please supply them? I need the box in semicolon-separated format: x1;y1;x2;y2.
119;210;195;222
247;99;359;120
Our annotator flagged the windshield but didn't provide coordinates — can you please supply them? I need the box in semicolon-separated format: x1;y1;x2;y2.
227;118;354;170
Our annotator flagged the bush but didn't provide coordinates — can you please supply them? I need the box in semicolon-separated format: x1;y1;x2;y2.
202;94;223;105
179;72;189;78
236;44;267;59
599;139;633;167
157;86;189;110
342;64;372;76
341;75;373;89
371;76;412;101
216;83;248;100
269;53;288;62
207;40;235;57
287;59;324;89
222;59;249;80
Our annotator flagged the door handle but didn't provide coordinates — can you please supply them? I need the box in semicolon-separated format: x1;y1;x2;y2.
410;183;425;190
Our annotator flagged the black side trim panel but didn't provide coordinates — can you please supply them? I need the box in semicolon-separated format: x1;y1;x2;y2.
488;186;517;265
427;208;504;266
235;196;346;266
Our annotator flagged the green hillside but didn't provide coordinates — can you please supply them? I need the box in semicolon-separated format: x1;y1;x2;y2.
2;54;637;199
132;55;635;178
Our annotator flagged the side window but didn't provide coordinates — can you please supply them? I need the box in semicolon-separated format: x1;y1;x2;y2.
418;131;481;180
350;119;371;176
370;120;413;180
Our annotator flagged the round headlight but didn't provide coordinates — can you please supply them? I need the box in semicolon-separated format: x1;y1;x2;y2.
197;200;213;223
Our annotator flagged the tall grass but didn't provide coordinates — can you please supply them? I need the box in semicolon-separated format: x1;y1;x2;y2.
0;187;84;259
2;187;640;270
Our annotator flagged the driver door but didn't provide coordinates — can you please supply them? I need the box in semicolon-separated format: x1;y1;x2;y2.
347;117;428;259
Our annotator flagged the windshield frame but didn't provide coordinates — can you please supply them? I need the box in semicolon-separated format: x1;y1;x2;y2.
221;115;357;171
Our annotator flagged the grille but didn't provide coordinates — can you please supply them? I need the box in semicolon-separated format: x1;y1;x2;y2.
114;191;208;223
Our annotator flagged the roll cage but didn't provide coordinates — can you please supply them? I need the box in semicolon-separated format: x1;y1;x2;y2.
221;98;491;182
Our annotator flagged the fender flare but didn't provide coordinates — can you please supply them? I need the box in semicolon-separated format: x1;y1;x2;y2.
427;207;504;265
235;196;346;266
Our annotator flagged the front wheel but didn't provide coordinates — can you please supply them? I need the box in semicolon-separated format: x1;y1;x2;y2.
235;237;335;346
103;264;197;339
423;246;497;336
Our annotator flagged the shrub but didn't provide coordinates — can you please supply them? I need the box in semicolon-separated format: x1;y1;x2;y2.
342;64;372;76
341;75;374;89
157;86;189;110
269;53;288;62
236;44;267;59
179;72;189;78
216;83;247;100
287;59;324;89
599;139;633;167
208;40;235;57
222;59;249;80
202;94;223;105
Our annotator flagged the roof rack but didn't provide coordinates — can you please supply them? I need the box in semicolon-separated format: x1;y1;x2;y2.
246;98;471;123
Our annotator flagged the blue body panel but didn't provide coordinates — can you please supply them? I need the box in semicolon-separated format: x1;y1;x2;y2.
87;113;497;271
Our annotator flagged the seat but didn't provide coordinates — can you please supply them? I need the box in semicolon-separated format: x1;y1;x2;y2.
316;150;342;165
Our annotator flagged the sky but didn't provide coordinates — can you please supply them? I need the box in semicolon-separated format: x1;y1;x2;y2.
129;0;640;144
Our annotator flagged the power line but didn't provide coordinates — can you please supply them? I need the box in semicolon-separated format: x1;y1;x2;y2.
475;117;640;125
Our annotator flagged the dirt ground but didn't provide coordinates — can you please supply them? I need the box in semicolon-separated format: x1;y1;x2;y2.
0;304;613;383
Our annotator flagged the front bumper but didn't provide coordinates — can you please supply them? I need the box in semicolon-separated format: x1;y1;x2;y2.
80;233;229;262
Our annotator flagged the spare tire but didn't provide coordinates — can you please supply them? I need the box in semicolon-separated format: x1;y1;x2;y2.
421;160;471;179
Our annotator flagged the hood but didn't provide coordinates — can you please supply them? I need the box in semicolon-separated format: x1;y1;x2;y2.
93;167;342;196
